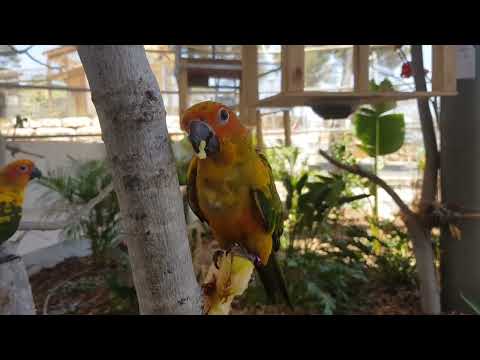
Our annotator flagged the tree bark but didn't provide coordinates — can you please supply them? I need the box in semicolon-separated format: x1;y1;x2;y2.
77;45;202;314
409;45;441;314
411;46;440;205
0;257;36;315
440;45;480;313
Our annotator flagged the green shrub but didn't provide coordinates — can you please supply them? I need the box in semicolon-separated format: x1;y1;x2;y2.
243;247;368;314
39;159;120;266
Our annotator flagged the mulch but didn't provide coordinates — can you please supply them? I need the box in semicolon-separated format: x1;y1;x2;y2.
29;255;425;315
30;256;135;315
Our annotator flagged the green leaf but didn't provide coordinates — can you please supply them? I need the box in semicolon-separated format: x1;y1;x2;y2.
370;78;397;114
354;112;405;157
295;173;309;194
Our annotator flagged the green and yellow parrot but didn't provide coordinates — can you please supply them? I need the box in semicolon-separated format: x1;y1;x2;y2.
181;101;292;309
0;159;42;263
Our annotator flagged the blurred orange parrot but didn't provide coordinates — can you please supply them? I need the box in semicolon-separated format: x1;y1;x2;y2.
0;159;42;263
181;101;292;308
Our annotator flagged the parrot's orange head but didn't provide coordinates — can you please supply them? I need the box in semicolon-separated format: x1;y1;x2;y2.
180;101;247;158
0;159;42;189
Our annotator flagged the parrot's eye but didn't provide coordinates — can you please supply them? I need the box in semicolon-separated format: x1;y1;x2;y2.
218;108;229;125
19;165;28;173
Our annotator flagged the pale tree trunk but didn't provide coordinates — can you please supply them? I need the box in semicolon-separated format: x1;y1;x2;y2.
403;215;440;314
0;257;36;314
77;45;202;315
410;45;441;314
0;134;6;166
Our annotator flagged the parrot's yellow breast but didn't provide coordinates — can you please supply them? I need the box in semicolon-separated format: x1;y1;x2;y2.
195;152;273;264
196;159;250;244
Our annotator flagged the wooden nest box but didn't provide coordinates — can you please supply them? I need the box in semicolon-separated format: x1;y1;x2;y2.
240;45;457;122
176;46;242;115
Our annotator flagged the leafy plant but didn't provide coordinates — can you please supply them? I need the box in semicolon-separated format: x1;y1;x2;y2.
264;146;308;212
243;247;368;314
353;78;406;219
39;159;120;266
264;146;309;247
294;173;370;240
345;219;418;289
354;108;405;157
172;136;195;186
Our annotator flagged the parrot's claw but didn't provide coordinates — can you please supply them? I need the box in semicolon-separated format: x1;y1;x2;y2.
229;244;261;266
202;278;216;296
213;250;225;270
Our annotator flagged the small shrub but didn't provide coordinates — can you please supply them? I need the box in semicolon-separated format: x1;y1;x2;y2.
243;247;368;314
39;159;120;266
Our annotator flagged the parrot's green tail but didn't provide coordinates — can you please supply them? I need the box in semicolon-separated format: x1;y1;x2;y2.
255;252;293;310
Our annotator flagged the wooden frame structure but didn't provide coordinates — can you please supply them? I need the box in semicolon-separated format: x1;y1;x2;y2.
250;45;457;108
176;45;242;117
239;45;458;147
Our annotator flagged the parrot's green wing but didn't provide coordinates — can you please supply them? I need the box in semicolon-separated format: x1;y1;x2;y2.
0;200;22;246
251;150;284;251
186;156;208;225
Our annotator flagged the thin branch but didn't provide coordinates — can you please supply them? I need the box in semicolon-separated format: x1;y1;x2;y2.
18;182;114;231
319;149;416;218
5;143;45;159
43;269;92;315
3;45;61;70
0;45;34;55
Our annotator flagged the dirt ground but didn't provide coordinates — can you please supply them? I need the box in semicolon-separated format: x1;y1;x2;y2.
30;255;423;315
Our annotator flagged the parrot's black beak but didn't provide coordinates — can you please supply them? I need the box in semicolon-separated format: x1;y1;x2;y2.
30;167;42;180
188;120;220;157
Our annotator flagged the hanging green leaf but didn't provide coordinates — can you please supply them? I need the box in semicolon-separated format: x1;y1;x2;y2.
353;112;405;157
369;78;397;114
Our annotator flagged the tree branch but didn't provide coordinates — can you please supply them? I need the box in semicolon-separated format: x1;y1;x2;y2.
411;45;440;205
2;45;34;55
319;149;416;218
2;45;61;70
18;183;114;231
5;143;45;159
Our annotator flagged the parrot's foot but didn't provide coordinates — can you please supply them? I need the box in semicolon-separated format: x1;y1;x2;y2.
202;276;217;296
229;244;261;266
0;254;20;265
213;250;225;270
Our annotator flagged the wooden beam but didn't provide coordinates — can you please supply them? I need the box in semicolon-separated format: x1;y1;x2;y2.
432;45;457;92
240;45;258;126
178;60;189;117
254;90;458;108
353;45;370;92
283;110;292;146
281;45;305;92
255;110;264;149
0;82;90;92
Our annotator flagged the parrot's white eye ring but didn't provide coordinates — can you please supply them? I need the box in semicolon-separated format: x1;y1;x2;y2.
218;108;229;125
19;165;28;173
